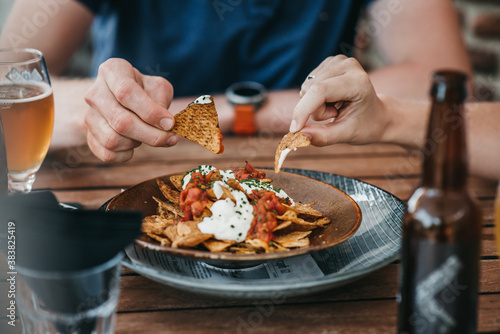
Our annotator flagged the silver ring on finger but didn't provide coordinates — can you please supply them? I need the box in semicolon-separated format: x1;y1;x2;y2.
307;74;316;80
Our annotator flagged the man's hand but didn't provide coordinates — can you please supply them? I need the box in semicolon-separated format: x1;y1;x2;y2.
84;58;178;162
290;56;390;147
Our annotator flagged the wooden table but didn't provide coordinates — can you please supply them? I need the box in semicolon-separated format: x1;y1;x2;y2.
35;136;500;333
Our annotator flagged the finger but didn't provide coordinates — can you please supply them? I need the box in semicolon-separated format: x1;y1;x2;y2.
300;122;353;147
300;55;349;96
98;59;174;131
293;75;348;131
87;132;135;163
310;103;340;122
85;77;177;147
142;74;174;110
292;73;365;132
85;107;142;152
305;55;348;82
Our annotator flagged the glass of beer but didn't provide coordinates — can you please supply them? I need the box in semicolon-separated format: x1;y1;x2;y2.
0;48;54;193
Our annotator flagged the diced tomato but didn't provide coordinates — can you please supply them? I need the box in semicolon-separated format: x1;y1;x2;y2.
184;172;204;190
249;190;287;215
250;200;276;245
179;172;210;221
247;190;286;244
233;162;266;181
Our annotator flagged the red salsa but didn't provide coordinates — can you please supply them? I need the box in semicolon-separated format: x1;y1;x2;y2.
178;163;291;245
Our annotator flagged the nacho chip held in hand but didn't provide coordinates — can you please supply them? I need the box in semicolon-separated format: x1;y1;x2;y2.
171;95;224;154
274;132;311;173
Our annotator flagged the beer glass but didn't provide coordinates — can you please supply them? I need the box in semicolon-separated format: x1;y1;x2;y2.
0;48;54;193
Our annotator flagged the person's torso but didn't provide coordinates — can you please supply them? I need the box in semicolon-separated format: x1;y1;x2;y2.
83;0;367;96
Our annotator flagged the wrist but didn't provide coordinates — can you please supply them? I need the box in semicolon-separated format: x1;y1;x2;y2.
226;81;267;135
50;78;92;150
378;94;429;149
377;94;399;145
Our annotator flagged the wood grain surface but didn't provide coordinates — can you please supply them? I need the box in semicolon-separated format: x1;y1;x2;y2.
29;136;500;333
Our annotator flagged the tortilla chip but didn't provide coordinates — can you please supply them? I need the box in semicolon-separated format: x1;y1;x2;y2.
203;239;236;252
276;210;299;221
146;233;172;247
153;196;184;218
198;207;213;220
207;169;222;182
166;221;213;248
170;175;184;191
246;238;269;251
206;183;235;203
173;232;213;248
176;220;199;237
171;95;224;154
219;185;236;203
274;231;311;248
277;209;326;227
229;246;259;254
226;178;245;193
156;179;180;204
141;215;174;234
163;224;179;242
284;202;324;218
269;241;289;252
273;220;292;232
274;238;310;248
274;223;317;234
274;132;311;173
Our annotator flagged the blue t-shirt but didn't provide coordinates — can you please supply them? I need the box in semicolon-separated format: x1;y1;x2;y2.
78;0;372;96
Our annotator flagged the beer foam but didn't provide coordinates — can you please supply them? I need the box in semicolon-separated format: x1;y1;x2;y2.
0;81;52;103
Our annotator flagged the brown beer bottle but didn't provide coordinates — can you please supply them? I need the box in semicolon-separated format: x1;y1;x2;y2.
397;71;482;334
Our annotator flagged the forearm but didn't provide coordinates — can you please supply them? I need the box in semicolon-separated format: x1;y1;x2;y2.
367;0;472;101
379;95;429;148
369;61;473;101
369;62;435;101
50;77;92;151
466;103;500;180
0;0;93;75
380;96;500;180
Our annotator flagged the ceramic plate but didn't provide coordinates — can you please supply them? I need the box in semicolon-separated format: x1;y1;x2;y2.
107;169;405;299
106;169;362;267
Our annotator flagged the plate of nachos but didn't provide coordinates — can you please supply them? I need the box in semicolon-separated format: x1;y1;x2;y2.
106;162;361;266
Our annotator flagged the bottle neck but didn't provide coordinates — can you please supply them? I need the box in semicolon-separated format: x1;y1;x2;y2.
422;99;467;190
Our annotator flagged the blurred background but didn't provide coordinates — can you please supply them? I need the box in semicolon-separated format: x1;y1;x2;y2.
356;0;500;101
1;0;499;101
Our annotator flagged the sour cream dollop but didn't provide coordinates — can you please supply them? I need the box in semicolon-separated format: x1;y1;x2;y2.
193;95;212;104
198;186;253;242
